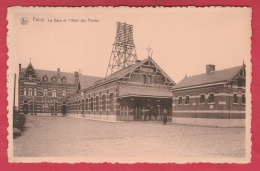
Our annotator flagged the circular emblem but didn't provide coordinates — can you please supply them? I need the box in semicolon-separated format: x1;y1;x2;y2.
20;17;28;25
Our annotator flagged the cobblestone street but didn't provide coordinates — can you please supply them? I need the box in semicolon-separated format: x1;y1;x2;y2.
13;116;245;161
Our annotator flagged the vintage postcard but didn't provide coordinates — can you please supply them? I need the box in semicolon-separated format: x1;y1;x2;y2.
7;6;252;163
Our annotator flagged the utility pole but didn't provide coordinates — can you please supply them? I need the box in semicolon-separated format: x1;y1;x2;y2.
13;73;16;112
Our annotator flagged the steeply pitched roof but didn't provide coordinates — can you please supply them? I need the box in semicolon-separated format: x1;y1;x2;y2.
173;65;245;89
118;86;172;98
94;59;146;85
93;58;176;87
20;68;101;89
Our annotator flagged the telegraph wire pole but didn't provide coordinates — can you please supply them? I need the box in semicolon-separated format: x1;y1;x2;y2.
13;73;16;112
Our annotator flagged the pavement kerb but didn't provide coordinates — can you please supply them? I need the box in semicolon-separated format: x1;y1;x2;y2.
66;116;124;123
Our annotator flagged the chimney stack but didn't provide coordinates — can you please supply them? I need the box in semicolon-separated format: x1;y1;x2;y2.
57;68;60;78
135;59;142;63
74;71;79;85
206;64;216;74
19;64;21;72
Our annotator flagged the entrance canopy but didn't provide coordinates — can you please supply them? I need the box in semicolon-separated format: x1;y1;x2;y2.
118;86;172;98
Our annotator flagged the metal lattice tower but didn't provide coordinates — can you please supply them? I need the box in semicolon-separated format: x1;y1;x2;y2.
106;22;137;76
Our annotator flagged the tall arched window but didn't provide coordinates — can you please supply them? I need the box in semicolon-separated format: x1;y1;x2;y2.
90;97;93;111
102;95;106;111
96;96;99;111
85;98;89;111
110;94;114;111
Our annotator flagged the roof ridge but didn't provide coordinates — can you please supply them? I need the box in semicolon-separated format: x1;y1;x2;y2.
185;65;243;79
173;65;245;89
21;67;102;78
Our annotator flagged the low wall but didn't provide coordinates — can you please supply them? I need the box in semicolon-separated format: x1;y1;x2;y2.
67;113;118;121
172;117;245;127
27;113;63;117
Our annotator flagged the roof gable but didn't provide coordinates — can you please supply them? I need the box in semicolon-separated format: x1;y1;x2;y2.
94;58;176;86
173;65;245;90
21;63;41;81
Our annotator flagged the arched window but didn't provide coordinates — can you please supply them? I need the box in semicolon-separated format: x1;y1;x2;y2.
62;90;66;97
82;99;84;111
23;88;27;96
52;90;56;97
102;95;106;111
90;97;93;111
96;96;99;111
28;88;32;96
110;94;114;111
85;98;88;111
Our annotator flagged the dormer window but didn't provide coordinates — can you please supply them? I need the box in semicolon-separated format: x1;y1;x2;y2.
29;75;32;80
43;76;48;81
61;77;66;82
52;77;57;81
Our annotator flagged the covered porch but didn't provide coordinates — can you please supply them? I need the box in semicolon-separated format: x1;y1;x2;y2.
116;86;173;121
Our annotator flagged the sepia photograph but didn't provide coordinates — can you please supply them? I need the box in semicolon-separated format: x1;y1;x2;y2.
7;7;251;163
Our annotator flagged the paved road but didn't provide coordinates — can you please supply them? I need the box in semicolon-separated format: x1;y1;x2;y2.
13;116;245;162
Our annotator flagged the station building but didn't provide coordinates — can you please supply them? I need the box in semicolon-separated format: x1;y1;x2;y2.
171;64;246;127
66;58;175;121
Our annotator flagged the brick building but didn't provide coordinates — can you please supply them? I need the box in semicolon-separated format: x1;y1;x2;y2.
18;63;100;116
66;58;175;121
171;64;246;127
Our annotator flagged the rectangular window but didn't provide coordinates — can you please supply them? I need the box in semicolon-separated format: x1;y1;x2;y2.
34;89;37;96
62;90;66;97
24;88;27;95
178;97;182;104
185;96;189;104
143;75;147;84
242;94;246;104
147;75;152;85
28;88;32;96
29;75;32;80
43;89;47;96
200;95;205;103
238;78;245;87
208;94;214;103
52;90;56;97
233;94;238;103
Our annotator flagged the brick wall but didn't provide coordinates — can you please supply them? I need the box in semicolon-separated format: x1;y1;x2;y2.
172;84;245;119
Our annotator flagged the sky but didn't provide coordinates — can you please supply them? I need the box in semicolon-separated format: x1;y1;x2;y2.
8;7;251;85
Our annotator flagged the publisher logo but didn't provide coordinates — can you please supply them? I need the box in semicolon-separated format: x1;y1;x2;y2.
20;17;28;25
